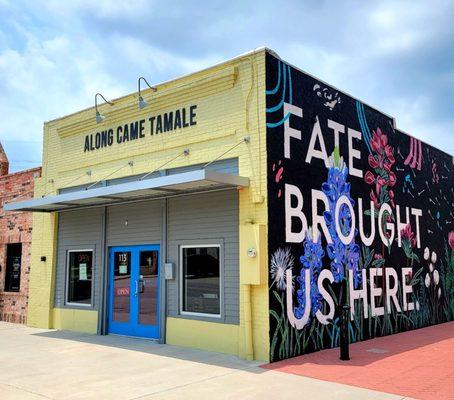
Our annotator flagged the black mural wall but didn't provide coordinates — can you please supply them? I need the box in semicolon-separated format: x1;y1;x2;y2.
266;51;454;362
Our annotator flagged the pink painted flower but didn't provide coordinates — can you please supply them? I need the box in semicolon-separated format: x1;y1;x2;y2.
370;190;379;209
388;190;395;208
371;128;388;150
371;129;384;152
368;154;379;169
380;131;388;147
388;171;396;187
366;127;397;211
365;171;375;185
449;231;454;250
385;145;395;163
376;175;386;194
401;224;416;248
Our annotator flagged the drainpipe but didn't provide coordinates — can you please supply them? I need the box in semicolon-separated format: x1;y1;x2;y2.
159;170;168;344
159;197;167;344
244;283;254;361
98;206;108;335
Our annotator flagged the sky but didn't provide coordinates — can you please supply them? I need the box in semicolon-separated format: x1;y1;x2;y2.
0;0;453;172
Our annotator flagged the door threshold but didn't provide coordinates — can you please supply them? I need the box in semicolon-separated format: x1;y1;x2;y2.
108;333;161;343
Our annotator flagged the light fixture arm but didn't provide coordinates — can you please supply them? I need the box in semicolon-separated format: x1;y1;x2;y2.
138;77;157;99
95;92;114;114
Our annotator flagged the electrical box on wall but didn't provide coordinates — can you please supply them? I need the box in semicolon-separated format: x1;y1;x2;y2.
164;262;174;280
242;223;266;285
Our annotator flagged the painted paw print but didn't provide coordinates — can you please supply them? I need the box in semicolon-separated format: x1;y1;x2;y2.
272;160;284;198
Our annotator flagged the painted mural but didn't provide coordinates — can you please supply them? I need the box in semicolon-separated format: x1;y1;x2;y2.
265;52;454;362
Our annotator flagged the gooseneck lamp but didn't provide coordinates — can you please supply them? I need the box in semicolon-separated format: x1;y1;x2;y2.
95;93;114;123
138;77;157;109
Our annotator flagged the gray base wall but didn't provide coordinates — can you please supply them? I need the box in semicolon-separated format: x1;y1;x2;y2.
53;190;239;329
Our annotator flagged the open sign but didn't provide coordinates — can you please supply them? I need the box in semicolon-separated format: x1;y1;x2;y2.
115;287;130;296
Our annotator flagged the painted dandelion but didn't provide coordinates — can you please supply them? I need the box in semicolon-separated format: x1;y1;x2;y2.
270;247;294;291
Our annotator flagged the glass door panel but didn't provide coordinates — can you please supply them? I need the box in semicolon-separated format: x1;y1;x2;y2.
138;250;159;325
112;251;131;322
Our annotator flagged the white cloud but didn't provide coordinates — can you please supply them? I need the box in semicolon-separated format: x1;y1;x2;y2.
40;0;150;19
368;1;450;56
0;26;129;169
111;35;222;77
0;0;453;171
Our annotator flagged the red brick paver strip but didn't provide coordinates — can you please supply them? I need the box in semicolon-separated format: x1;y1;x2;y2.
263;322;454;400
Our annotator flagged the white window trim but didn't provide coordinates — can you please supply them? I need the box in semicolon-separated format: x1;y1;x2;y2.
179;244;222;319
65;248;94;307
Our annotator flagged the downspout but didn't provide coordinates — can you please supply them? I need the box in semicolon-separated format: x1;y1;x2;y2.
159;197;167;344
49;211;59;328
98;206;108;335
242;48;262;361
159;170;168;344
244;283;254;361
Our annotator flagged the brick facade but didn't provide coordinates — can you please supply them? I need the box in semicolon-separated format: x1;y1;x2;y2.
0;143;41;323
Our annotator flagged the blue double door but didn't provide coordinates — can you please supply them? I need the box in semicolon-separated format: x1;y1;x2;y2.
108;245;160;339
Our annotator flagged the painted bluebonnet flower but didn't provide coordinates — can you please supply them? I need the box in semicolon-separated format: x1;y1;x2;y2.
295;230;325;319
322;155;362;288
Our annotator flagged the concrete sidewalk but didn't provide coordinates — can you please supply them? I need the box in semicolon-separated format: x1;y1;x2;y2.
0;322;410;400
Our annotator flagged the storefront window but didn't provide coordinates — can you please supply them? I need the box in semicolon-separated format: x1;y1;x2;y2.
180;245;220;316
67;250;93;305
5;243;22;292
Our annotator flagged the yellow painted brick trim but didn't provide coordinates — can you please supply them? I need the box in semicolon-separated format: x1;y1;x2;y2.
166;317;239;357
57;66;239;138
52;308;98;334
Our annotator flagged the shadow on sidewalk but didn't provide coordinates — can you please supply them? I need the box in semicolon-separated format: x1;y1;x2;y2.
32;328;265;374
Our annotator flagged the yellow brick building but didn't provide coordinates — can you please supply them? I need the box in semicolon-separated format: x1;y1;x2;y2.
7;48;271;361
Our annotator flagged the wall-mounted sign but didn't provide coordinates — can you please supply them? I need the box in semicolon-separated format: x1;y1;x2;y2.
79;263;88;281
115;251;131;276
84;105;197;152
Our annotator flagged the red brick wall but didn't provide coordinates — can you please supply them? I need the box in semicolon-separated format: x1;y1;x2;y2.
0;167;41;323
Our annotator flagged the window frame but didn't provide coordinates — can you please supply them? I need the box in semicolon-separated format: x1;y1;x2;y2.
4;243;22;293
179;243;222;319
65;248;94;307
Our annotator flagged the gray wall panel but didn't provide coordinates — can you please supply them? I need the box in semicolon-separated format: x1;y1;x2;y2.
54;170;239;329
166;190;239;324
54;208;104;309
106;201;162;247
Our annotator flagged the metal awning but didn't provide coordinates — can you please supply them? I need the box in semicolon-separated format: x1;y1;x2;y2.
4;169;249;213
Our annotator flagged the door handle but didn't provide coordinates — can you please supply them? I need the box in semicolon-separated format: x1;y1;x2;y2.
139;279;144;293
